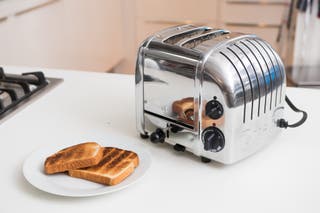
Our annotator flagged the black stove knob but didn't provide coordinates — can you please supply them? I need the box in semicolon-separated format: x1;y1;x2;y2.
205;100;223;119
202;127;225;152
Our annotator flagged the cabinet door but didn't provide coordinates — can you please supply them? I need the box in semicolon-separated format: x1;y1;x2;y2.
0;1;65;69
221;1;288;25
60;0;124;71
136;0;218;22
0;0;124;72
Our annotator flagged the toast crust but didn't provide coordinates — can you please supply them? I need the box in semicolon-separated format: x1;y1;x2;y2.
68;147;139;185
44;142;103;174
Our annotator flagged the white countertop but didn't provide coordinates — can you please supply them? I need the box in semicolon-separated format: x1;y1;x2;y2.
1;66;320;213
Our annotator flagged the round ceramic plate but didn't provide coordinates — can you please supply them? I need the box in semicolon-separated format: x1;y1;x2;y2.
23;137;151;197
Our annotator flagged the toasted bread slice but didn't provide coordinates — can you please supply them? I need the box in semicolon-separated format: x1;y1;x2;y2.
44;142;104;174
68;147;139;186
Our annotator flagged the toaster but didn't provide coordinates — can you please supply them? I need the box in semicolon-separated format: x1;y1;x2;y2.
135;25;304;164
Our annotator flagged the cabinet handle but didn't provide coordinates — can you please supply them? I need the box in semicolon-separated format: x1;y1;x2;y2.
15;0;60;17
225;22;281;28
0;17;7;23
226;0;288;5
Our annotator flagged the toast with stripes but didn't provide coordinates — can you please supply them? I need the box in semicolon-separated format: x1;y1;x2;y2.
44;142;104;174
68;147;139;185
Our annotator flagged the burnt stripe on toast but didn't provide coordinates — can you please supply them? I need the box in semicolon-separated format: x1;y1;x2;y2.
44;142;103;174
68;147;139;185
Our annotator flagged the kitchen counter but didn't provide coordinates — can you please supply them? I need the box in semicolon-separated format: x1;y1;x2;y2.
1;66;319;213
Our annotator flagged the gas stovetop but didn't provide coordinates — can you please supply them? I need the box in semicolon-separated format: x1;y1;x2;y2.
0;67;63;123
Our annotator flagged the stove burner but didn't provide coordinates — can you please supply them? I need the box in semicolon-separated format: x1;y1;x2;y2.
0;67;63;123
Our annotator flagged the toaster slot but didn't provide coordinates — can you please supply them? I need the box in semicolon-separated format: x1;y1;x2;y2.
144;110;194;130
163;27;212;45
181;30;229;49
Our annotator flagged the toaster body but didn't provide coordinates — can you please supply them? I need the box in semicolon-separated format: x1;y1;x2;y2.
135;25;286;164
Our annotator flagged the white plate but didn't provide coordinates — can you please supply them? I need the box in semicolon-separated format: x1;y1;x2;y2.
23;137;151;197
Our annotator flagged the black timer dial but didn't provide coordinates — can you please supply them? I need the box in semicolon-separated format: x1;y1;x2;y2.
202;126;225;152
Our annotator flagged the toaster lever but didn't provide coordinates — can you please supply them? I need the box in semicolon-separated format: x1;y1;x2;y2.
201;156;211;163
150;128;166;143
140;133;149;139
173;144;186;152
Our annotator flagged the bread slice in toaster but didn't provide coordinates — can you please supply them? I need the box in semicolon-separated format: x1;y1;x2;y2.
172;97;195;125
44;142;104;174
172;97;224;128
68;147;139;186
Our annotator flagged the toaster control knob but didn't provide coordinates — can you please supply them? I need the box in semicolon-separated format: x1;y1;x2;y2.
205;100;223;120
202;127;225;152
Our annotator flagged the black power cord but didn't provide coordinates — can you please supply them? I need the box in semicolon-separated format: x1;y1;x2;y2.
277;95;308;129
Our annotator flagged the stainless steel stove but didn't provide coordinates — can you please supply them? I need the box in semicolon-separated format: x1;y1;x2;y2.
0;67;63;123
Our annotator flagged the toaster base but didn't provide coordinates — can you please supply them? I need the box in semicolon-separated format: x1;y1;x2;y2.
139;106;284;165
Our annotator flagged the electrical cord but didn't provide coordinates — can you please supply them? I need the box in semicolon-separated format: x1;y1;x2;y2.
277;95;308;128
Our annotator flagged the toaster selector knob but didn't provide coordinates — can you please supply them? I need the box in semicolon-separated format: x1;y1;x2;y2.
205;100;223;120
202;127;225;152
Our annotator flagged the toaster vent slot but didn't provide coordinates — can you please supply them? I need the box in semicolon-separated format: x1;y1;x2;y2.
182;30;229;49
252;39;279;108
219;51;246;123
246;39;274;111
233;43;261;117
240;40;268;114
260;40;284;104
163;27;212;45
227;46;254;120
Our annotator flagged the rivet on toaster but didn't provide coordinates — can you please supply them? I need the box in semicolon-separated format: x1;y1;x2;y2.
135;25;307;164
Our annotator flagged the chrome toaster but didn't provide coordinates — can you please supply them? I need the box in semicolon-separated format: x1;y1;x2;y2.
135;25;299;164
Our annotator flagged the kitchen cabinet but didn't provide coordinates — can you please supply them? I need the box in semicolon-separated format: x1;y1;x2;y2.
220;0;289;49
0;0;290;73
0;0;124;72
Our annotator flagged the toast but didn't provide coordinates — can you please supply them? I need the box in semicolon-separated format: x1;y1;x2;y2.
68;147;139;186
172;97;195;125
44;142;104;174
